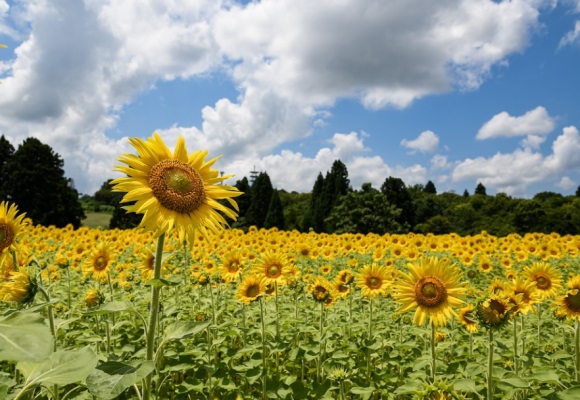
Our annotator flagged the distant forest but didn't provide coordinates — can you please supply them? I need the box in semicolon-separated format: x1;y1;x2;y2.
85;159;580;237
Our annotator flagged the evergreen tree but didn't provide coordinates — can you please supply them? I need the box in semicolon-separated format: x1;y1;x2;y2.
475;182;487;196
245;172;273;228
2;137;85;227
380;176;415;230
0;135;14;200
423;180;437;194
576;185;580;197
318;160;350;232
264;189;285;229
303;172;325;232
234;177;252;218
463;189;470;197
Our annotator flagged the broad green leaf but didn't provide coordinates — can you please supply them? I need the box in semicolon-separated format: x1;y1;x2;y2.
86;360;154;400
453;378;480;393
496;377;530;389
0;312;52;362
163;320;210;341
528;371;560;384
83;301;136;316
557;386;580;400
18;347;97;386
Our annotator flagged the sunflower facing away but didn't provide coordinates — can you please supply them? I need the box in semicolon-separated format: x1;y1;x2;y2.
0;267;37;304
394;256;466;327
355;263;391;298
111;133;241;243
476;294;512;329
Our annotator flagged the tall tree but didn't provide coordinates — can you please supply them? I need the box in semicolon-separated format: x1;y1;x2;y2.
423;180;437;194
318;160;350;232
380;176;415;230
2;137;85;227
245;172;273;228
0;135;14;200
303;172;325;232
264;189;285;229
475;182;487;196
234;177;252;218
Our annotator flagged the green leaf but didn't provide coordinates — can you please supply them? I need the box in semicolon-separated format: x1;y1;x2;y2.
453;378;480;393
143;277;181;288
0;312;52;362
528;371;560;384
496;377;530;389
86;360;154;400
83;301;136;316
18;347;97;387
163;320;211;341
556;386;580;400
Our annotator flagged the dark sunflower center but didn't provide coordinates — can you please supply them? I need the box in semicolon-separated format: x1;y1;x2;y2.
415;276;447;308
94;256;108;271
565;291;580;313
366;276;382;289
313;285;329;301
149;159;205;214
535;275;551;290
228;261;240;272
266;263;281;278
488;298;506;317
0;223;15;252
246;284;259;298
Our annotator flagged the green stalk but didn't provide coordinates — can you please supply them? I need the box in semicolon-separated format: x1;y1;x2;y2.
366;298;373;384
318;301;325;384
65;267;71;313
143;233;165;400
430;322;436;383
275;281;279;338
487;329;494;400
10;249;18;272
513;316;519;375
574;318;580;382
537;303;542;352
38;286;58;400
260;297;267;400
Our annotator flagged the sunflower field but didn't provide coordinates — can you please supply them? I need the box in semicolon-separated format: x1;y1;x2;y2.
1;223;580;399
2;134;580;400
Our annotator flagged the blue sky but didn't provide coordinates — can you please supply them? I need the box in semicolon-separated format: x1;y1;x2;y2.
1;0;580;198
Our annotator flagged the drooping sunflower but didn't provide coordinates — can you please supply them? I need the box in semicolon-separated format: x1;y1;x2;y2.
0;267;37;304
308;276;335;304
236;275;266;304
458;304;478;333
394;256;466;327
111;133;241;243
554;275;580;320
355;263;391;298
0;202;27;266
252;251;291;285
139;248;161;281
84;288;105;308
84;241;114;281
476;294;512;329
523;261;562;300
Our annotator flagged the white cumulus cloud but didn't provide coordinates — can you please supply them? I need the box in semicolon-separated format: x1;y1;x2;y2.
401;130;440;153
476;106;555;139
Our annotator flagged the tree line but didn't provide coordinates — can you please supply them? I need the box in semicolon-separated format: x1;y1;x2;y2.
3;133;577;237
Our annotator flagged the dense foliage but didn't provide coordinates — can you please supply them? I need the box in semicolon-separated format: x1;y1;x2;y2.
0;135;85;228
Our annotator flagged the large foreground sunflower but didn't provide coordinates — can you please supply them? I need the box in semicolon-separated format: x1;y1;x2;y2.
111;133;241;243
0;267;37;304
394;256;466;327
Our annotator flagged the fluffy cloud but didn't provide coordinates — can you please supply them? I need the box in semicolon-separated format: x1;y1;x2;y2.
476;106;555;139
401;130;439;153
452;126;580;195
0;0;550;194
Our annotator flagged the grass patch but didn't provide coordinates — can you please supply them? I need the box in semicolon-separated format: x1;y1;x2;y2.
82;212;112;229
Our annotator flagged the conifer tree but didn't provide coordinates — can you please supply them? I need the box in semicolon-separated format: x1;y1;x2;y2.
245;172;273;228
0;135;14;200
475;182;487;196
380;176;415;229
2;137;85;227
423;180;437;194
234;176;252;218
264;189;285;229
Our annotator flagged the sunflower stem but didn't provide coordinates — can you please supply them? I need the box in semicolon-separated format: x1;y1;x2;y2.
513;316;519;376
537;303;542;353
275;281;279;338
318;301;325;384
65;267;71;313
487;328;494;400
38;286;57;352
260;296;267;400
574;318;580;382
520;314;526;356
143;233;165;400
10;249;18;272
430;322;436;383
